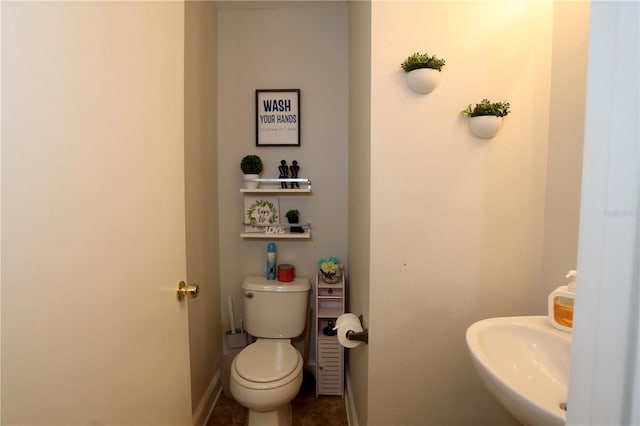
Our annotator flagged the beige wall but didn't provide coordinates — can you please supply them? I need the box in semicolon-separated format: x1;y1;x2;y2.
216;3;349;357
359;1;588;424
185;1;222;423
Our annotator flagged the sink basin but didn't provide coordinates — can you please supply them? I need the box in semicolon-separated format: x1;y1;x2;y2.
466;316;571;426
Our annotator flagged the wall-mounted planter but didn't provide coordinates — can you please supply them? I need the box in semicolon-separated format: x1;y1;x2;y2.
460;100;510;139
406;68;441;94
400;52;446;95
468;116;503;139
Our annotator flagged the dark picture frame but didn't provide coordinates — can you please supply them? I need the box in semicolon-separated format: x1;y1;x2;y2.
256;89;300;146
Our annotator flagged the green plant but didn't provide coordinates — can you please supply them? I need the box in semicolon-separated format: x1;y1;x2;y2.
286;209;304;232
401;52;446;72
285;209;299;219
460;99;511;117
240;155;263;174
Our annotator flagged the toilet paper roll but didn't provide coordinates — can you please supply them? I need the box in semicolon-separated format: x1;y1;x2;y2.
334;312;360;329
335;313;364;349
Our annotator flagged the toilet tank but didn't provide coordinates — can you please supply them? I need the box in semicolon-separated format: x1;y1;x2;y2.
242;276;310;338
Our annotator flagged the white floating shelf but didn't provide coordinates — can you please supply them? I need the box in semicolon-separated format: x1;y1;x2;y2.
240;229;311;239
241;177;311;193
240;188;311;193
239;177;313;239
241;223;311;239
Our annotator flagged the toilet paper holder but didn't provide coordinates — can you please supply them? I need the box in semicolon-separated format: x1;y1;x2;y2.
346;315;368;344
346;329;368;344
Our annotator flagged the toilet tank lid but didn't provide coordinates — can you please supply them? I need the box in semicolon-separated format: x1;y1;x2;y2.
242;276;310;292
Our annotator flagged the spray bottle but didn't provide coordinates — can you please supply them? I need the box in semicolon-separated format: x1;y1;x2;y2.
266;242;277;280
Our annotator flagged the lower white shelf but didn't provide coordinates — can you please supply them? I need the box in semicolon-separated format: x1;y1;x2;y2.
240;229;311;239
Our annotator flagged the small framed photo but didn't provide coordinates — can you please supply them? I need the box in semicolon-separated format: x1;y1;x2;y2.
256;89;300;146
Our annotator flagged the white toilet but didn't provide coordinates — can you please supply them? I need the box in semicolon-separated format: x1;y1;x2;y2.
230;276;310;426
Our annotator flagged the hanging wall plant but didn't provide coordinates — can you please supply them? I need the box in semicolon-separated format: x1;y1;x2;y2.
401;52;446;94
460;99;511;139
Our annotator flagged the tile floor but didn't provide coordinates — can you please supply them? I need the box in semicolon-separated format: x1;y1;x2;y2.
206;379;348;426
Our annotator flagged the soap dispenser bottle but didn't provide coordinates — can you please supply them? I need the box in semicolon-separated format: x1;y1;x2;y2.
548;270;576;332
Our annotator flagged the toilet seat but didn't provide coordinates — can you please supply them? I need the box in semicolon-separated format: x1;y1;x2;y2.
232;339;302;391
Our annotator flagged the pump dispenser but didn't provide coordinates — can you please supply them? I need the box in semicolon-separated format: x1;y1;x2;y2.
548;270;576;332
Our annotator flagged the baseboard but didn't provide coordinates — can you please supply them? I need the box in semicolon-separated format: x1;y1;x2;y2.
193;369;222;426
306;360;316;378
345;371;359;426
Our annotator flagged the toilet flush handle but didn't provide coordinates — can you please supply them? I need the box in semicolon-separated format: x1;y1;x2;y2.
245;292;254;299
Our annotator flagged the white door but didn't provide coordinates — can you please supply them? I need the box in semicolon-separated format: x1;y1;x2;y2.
2;2;194;424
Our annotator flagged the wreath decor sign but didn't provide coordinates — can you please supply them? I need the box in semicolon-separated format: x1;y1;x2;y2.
246;199;279;226
243;197;280;233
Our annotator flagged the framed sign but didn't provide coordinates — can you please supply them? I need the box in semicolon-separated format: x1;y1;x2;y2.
243;196;279;233
256;89;300;146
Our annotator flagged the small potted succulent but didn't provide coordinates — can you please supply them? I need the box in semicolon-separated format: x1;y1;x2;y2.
240;155;263;189
401;52;446;94
285;209;304;233
318;257;343;284
460;99;511;139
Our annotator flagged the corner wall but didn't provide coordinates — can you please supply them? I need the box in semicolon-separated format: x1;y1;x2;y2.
185;2;222;423
540;1;590;306
347;2;371;425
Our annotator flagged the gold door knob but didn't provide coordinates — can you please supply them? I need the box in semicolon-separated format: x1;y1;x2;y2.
177;281;199;300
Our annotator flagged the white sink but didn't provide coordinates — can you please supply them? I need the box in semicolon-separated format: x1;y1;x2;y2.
465;316;571;426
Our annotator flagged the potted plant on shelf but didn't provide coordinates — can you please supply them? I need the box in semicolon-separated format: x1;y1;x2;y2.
240;155;263;189
285;209;304;233
460;99;511;139
318;257;343;284
401;52;446;94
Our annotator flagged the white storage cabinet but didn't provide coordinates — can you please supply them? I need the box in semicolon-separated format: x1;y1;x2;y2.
315;272;344;396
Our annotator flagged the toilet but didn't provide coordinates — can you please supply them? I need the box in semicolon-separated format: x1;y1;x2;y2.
230;276;310;426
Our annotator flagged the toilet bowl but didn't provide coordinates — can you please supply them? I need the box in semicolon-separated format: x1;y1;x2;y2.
229;276;310;426
230;338;303;425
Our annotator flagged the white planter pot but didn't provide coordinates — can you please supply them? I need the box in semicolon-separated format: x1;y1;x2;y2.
406;68;441;94
243;174;260;189
468;116;503;139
